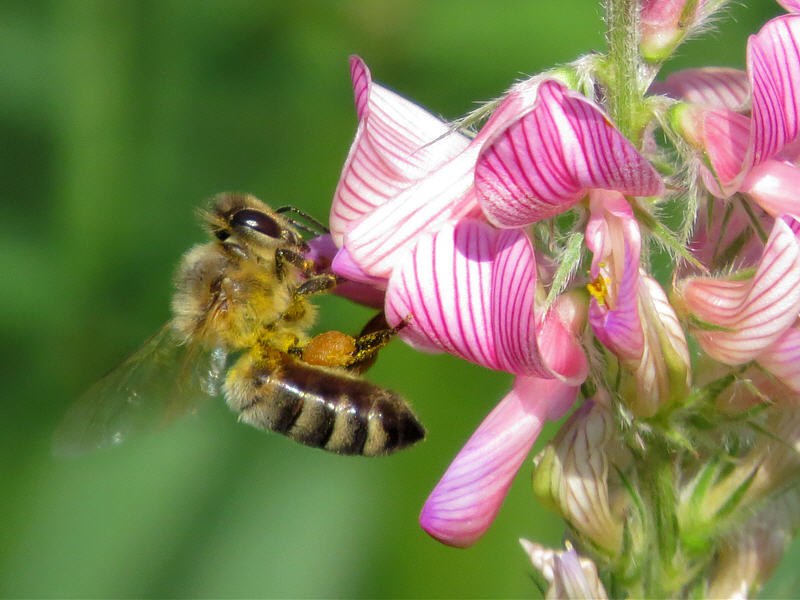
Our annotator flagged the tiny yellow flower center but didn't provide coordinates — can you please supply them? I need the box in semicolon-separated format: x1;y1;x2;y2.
587;274;610;306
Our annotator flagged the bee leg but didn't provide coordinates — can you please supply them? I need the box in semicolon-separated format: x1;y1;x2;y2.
274;206;330;235
347;313;408;374
274;274;340;327
274;247;314;279
295;273;341;297
299;312;406;374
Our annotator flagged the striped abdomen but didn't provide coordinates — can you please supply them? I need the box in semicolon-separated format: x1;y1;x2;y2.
225;351;424;456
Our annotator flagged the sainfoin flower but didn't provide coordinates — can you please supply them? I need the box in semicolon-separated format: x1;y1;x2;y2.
664;15;800;217
329;56;666;547
676;216;800;393
324;1;800;596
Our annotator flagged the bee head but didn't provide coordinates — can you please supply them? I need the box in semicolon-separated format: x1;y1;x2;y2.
202;192;304;252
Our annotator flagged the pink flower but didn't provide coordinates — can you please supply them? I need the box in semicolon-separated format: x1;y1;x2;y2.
384;220;587;546
639;0;711;63
474;80;664;228
778;0;800;13
665;16;800;217
329;57;663;546
677;217;800;393
330;56;540;284
585;190;645;362
585;190;690;416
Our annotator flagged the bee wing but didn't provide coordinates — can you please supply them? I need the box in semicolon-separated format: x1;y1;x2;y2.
53;322;228;457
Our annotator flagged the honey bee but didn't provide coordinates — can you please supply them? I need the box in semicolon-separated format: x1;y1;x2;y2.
55;192;424;457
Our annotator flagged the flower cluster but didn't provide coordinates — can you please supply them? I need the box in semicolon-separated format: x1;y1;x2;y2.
323;1;800;597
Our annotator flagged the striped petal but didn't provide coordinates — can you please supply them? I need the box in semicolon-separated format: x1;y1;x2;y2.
741;158;800;217
748;15;800;166
330;56;471;245
384;220;587;381
585;191;644;362
338;81;546;281
420;376;579;547
688;198;769;272
330;246;387;289
758;326;800;394
475;80;664;228
701;109;752;196
521;540;609;600
341;152;481;279
650;68;750;110
778;0;800;12
631;275;691;416
680;217;800;364
384;220;546;376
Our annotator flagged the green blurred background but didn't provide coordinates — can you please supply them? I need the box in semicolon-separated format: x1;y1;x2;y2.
0;1;790;598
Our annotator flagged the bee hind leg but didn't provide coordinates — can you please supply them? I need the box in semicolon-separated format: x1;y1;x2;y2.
347;312;407;374
299;312;405;375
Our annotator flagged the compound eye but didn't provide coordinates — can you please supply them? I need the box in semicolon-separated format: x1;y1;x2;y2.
230;209;282;238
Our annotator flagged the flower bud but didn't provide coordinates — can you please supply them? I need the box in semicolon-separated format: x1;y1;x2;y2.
620;275;691;417
665;102;707;149
520;539;609;600
707;492;800;599
640;0;709;63
532;400;626;556
679;407;800;552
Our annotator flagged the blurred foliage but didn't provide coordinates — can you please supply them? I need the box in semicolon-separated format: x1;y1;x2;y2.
0;1;792;598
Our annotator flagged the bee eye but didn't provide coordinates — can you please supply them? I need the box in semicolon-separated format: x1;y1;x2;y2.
230;209;282;238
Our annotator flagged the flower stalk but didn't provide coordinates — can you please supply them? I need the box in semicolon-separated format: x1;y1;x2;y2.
604;0;643;140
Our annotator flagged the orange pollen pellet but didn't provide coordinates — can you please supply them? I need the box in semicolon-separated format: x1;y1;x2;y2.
302;330;356;368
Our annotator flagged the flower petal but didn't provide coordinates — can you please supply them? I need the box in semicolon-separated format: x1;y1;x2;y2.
520;540;609;600
681;217;800;364
585;191;644;361
475;80;664;228
420;376;578;547
748;15;800;165
330;246;387;289
741;158;800;217
758;326;800;393
631;275;691;416
385;219;573;377
701;109;752;195
339;81;549;280
778;0;800;13
330;56;471;245
537;294;590;388
341;151;481;279
687;198;769;272
650;68;750;110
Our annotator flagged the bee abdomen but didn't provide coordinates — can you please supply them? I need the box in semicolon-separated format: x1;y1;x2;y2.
227;355;424;456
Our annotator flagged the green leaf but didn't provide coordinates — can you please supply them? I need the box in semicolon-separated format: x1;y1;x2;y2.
544;232;584;310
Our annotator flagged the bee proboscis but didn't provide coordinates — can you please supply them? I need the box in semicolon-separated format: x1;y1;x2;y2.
55;193;424;457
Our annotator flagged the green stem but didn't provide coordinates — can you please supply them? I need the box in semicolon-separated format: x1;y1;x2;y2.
604;0;640;140
647;450;680;597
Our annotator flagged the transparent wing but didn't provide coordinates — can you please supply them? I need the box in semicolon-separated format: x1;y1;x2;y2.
53;322;228;457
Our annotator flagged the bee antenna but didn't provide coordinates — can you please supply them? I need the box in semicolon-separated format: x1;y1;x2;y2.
286;219;324;238
275;206;330;235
